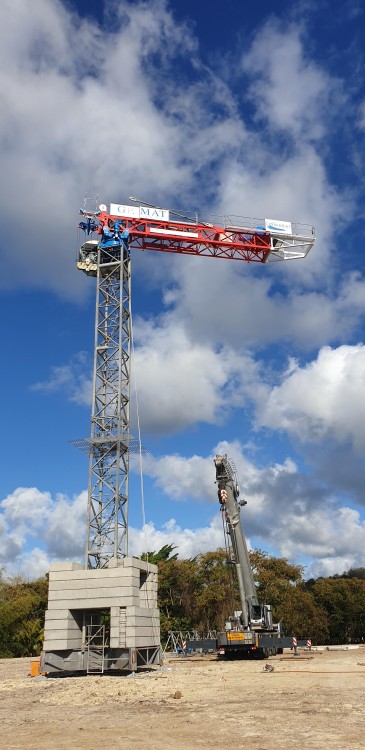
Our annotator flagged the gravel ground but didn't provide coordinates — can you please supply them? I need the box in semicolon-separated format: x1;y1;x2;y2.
1;649;365;749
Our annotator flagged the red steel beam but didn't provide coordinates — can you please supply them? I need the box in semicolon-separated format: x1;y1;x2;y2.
97;213;272;264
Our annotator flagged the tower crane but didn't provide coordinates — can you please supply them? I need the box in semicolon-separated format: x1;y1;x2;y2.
76;200;315;570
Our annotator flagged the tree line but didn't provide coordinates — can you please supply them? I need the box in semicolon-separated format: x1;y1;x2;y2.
1;549;365;657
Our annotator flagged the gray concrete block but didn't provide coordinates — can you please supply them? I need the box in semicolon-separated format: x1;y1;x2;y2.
140;590;158;598
126;618;160;628
49;577;138;592
43;638;82;650
110;606;122;617
122;557;158;574
44;621;81;633
139;596;157;609
49;562;84;572
48;587;140;601
46;596;138;610
44;609;73;622
110;636;121;648
49;568;140;583
126;627;159;638
126;606;160;617
126;636;160;648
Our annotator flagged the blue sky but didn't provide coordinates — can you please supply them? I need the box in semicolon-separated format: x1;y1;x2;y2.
2;0;365;579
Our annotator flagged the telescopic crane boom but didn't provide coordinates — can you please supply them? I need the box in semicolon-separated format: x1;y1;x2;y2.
213;454;310;658
215;454;272;630
215;455;275;631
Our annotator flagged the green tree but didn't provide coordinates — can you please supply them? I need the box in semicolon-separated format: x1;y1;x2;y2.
140;544;178;564
249;550;328;641
194;549;238;632
311;576;365;643
0;573;48;657
157;557;199;642
249;549;304;606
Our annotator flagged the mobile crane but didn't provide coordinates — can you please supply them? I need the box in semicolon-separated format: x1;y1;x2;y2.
214;454;303;658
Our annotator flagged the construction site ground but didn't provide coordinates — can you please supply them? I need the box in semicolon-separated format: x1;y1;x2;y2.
1;648;365;749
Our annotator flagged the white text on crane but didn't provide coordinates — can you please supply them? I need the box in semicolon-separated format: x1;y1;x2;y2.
109;203;170;221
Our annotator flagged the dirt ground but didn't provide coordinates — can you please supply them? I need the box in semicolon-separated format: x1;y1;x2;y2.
1;649;365;749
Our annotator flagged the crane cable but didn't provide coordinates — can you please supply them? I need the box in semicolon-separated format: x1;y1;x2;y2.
129;293;149;565
130;310;163;650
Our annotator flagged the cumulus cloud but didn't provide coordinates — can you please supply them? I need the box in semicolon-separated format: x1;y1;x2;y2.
140;440;365;576
2;437;365;578
128;516;225;559
0;0;245;295
131;319;259;433
0;0;355;307
242;22;339;140
256;344;365;452
161;260;365;352
1;487;52;530
0;481;226;577
284;506;365;580
31;319;260;434
31;351;92;405
0;487;87;577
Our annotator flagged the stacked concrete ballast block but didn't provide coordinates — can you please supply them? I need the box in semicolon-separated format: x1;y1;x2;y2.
42;557;161;672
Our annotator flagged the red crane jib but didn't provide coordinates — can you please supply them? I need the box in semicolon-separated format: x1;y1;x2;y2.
97;212;272;264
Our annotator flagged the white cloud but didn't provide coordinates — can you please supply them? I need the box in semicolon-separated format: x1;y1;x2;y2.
46;490;88;559
3;437;365;579
161;258;365;352
256;344;365;451
31;352;92;406
139;441;365;576
128;515;225;559
32;319;260;434
140;453;214;500
0;0;354;309
16;548;52;582
282;506;365;580
0;0;245;296
0;486;87;576
242;22;339;140
131;319;258;433
2;487;52;529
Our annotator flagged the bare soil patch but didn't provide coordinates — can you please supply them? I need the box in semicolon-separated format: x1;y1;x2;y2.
1;649;365;749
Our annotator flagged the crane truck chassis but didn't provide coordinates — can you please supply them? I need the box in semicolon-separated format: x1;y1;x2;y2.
210;454;307;659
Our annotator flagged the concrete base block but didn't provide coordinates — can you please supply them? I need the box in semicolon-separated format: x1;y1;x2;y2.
43;557;161;669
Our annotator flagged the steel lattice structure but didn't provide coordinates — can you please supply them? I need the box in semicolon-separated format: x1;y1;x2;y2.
77;200;316;570
85;240;131;568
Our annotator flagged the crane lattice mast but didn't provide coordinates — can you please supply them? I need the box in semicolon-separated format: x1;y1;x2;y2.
77;200;315;569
